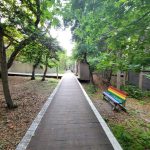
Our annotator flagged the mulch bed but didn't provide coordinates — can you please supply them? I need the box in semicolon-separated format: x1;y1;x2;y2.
0;76;58;150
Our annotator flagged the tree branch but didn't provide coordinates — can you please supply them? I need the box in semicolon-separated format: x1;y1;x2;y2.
3;33;19;43
4;41;12;50
7;35;36;69
127;11;150;27
35;0;41;27
23;0;37;15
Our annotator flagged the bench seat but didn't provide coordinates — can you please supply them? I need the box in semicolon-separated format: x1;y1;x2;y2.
103;86;127;111
103;91;125;104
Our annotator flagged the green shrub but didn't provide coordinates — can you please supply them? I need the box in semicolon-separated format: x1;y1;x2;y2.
87;84;97;94
121;85;144;99
144;91;150;97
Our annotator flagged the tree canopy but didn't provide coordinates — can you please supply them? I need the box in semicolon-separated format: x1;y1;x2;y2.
63;0;150;72
0;0;62;68
0;0;63;108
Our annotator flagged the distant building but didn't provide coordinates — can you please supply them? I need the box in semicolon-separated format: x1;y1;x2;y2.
77;61;90;81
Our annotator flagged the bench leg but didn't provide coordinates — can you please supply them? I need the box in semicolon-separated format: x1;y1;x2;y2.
122;103;125;107
112;103;117;111
112;103;121;112
103;94;107;100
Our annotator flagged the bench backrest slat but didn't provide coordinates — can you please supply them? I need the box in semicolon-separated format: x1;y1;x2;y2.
108;86;127;100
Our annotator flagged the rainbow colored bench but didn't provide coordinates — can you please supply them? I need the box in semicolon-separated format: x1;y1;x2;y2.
103;86;127;111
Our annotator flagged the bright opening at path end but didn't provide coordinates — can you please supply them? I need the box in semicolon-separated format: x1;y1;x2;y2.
50;27;74;56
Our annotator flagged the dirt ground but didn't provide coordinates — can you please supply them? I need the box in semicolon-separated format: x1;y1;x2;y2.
0;76;58;150
82;83;150;123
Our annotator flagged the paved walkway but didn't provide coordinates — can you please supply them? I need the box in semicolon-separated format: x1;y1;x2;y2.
25;73;116;150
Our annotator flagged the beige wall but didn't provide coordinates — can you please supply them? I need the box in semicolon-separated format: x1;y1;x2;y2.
8;61;56;74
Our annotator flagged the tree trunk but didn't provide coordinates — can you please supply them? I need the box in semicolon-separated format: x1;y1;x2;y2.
75;61;78;76
0;27;16;108
31;62;39;80
0;64;1;78
107;69;112;86
87;62;97;92
42;56;48;81
102;70;112;87
89;67;94;85
31;65;36;80
42;64;48;81
56;65;58;79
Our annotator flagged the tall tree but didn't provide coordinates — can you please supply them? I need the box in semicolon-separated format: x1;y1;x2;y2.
0;0;61;108
0;26;16;108
63;0;150;86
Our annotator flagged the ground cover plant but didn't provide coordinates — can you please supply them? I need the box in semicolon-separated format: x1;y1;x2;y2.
121;84;150;99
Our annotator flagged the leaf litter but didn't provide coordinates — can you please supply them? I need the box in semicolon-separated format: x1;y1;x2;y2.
0;76;58;150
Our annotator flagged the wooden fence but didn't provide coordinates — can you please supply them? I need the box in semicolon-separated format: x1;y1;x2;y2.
128;71;150;90
92;71;150;91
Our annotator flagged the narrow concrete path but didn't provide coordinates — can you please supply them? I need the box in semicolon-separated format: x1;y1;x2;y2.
26;73;115;150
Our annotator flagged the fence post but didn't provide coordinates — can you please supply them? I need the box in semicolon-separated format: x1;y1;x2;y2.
117;71;121;89
139;71;143;90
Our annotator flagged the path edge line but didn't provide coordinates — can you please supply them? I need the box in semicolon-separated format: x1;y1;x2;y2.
15;76;64;150
75;76;123;150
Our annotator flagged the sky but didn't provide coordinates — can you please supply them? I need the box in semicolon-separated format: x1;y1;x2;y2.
50;27;74;56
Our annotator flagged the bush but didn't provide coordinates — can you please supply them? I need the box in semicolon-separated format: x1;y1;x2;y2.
144;91;150;97
87;84;97;94
121;85;144;99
